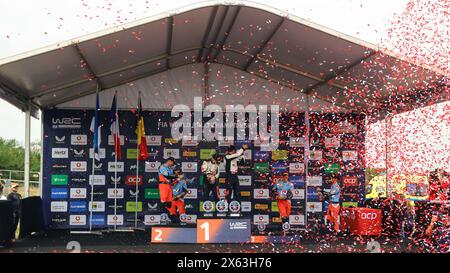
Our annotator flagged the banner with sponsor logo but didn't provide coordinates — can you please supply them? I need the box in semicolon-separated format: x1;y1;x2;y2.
43;109;365;233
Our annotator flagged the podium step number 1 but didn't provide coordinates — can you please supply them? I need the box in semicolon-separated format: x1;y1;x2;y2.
151;219;251;244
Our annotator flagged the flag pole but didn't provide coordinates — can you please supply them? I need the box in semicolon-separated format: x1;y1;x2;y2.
135;91;141;229
114;91;118;231
71;84;102;235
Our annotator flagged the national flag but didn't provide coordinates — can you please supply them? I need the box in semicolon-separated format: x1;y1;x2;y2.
90;92;102;161
135;94;148;160
110;93;122;160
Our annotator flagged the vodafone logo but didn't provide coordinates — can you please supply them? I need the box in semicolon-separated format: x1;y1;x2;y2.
71;135;87;145
253;214;269;224
144;215;161;225
253;189;269;199
182;162;198;173
147;136;162;146
145;162;161;173
71;161;87;172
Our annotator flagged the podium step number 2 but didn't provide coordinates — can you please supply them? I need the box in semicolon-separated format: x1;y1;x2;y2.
151;219;251;244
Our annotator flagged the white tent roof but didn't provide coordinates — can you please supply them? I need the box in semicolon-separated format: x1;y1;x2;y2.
0;1;447;118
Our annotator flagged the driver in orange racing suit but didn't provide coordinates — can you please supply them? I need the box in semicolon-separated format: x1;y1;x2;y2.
158;157;176;217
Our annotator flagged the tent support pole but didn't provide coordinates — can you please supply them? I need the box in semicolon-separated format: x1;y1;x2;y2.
24;107;31;197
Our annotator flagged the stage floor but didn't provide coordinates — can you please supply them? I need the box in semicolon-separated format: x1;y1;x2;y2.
0;230;422;253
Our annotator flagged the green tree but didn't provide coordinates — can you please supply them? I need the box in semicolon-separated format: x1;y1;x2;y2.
0;137;41;180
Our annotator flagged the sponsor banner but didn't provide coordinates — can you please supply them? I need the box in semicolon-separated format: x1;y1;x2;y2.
144;215;161;225
89;175;106;186
126;149;138;159
253;189;270;199
145;161;161;173
244;150;252;160
164;138;179;145
238;175;252;186
107;215;124;226
180;214;197;224
289;214;305;225
241;201;252;212
325;137;340;148
292;189;305;199
289;162;304;174
200;149;216;160
254;162;270;173
289;137;304;147
182;162;198;173
70;201;87;213
271;162;288;174
89;201;106;212
108;162;124;172
70;188;87;199
52;117;81;129
71;135;87;145
50;201;68;212
343;175;358;188
290;175;305;187
183;150;197;157
51;188;68;199
254;151;270;161
89;148;106;159
70;161;87;172
307;176;323;186
107;135;125;146
107;188;124;199
272;150;289;160
331;121;358;134
182;136;200;147
54;135;66;144
144;188;160;199
70;215;87;226
125;175;143;186
309;150;322;161
185;188;198;199
342;150;358;161
52;148;69;159
306;202;323;213
146;135;162;146
254;203;269;211
51;175;68;186
324;163;341;174
253;214;270;225
163;149;180;159
91;215;105;226
72;149;86;158
126;202;143;212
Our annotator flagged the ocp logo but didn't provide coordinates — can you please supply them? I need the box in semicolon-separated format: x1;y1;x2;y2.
51;175;68;185
144;189;160;199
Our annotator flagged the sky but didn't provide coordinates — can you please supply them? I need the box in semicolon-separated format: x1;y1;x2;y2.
0;0;411;144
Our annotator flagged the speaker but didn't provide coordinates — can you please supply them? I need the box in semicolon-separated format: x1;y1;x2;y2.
0;201;13;243
19;196;44;239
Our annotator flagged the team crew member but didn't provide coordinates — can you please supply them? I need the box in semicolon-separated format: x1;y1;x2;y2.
7;183;22;240
158;157;176;212
326;174;341;233
224;144;248;203
272;173;294;225
169;169;189;224
201;154;221;201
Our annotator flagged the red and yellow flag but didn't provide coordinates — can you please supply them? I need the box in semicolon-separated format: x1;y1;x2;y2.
136;95;148;160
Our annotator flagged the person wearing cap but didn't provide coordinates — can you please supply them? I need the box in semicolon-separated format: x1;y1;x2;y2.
7;183;22;240
224;144;248;203
201;153;221;201
326;174;341;233
158;157;176;214
169;169;189;224
272;173;294;226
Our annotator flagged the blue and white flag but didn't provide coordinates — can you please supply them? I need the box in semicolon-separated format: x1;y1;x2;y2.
90;92;102;161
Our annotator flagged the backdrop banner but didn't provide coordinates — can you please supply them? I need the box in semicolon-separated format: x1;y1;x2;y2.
42;109;365;234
